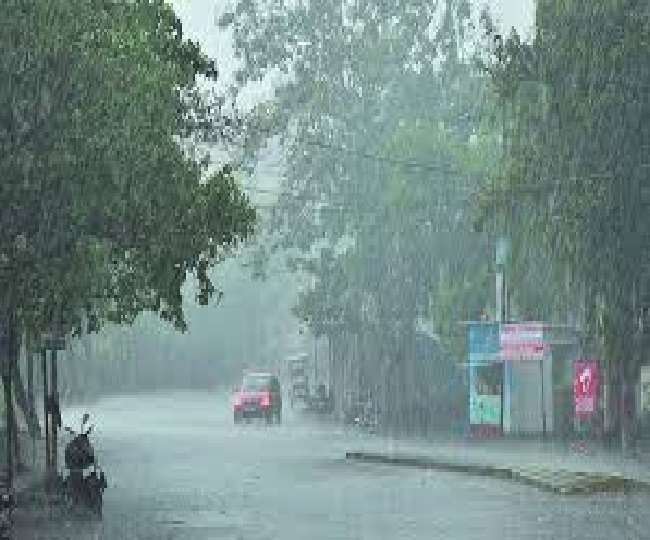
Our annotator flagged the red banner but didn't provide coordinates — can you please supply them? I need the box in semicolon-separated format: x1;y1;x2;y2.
500;323;549;360
574;360;600;419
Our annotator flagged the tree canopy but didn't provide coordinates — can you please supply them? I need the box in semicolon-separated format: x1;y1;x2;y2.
220;0;499;428
0;0;255;339
480;0;649;374
222;0;496;340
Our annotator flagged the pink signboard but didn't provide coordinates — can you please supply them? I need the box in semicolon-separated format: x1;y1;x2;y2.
500;323;549;360
574;360;600;419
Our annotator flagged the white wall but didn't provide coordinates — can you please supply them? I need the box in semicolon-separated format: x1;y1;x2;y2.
506;356;554;434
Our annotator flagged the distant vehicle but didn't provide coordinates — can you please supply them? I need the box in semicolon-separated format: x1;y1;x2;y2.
233;372;282;424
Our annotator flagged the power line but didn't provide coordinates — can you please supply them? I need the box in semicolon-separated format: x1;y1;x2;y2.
299;138;463;173
239;137;556;212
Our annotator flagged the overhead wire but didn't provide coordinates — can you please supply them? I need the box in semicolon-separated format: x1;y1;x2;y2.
241;135;480;212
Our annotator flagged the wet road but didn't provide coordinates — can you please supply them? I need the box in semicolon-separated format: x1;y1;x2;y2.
17;392;650;539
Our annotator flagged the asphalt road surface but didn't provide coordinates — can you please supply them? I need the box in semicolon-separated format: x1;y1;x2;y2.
16;392;650;540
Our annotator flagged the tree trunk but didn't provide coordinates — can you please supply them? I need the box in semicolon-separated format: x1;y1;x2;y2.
12;358;41;438
80;334;94;401
2;373;14;487
6;320;23;474
333;333;345;419
1;316;17;483
621;361;639;454
604;305;638;451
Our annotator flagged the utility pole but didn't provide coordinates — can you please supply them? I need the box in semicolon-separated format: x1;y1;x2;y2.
540;356;547;437
496;241;507;323
495;34;510;436
496;238;509;435
313;335;318;388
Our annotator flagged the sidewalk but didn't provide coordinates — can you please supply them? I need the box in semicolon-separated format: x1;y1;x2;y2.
10;429;73;537
346;434;650;494
5;429;48;505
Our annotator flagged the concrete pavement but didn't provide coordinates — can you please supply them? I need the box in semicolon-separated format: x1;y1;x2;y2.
345;451;644;495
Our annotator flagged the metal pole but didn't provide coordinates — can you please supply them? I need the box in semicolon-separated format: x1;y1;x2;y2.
496;254;505;436
51;348;58;475
500;368;505;434
540;357;547;437
42;348;49;480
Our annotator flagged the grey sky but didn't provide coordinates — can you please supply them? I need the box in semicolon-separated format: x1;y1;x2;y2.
173;0;536;88
494;0;536;38
172;0;536;202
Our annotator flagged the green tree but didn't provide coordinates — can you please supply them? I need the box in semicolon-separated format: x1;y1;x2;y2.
0;0;255;466
1;0;255;336
479;0;650;444
222;0;502;428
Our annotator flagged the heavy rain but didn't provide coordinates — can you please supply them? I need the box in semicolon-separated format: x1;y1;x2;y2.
2;1;649;539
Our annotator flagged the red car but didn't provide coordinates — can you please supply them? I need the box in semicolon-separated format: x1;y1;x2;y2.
233;372;282;424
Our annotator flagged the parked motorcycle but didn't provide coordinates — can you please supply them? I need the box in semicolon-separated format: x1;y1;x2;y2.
61;413;107;518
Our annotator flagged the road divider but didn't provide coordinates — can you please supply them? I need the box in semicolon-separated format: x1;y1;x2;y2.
345;451;650;495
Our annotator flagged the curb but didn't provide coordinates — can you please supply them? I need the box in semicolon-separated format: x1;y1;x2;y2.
345;451;650;495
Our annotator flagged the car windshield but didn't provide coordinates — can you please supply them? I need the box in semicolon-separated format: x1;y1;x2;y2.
241;375;271;392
